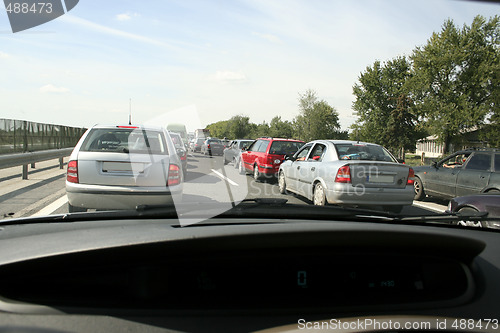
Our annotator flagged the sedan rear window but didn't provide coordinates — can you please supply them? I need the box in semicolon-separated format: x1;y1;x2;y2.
80;128;168;155
335;144;395;162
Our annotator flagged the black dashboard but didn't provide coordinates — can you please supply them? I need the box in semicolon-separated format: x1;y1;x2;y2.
0;218;499;332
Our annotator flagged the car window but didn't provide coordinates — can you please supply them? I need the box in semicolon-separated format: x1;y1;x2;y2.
495;154;500;172
308;144;326;162
80;129;168;155
335;143;395;162
440;153;470;168
269;141;304;155
465;153;492;171
208;139;222;144
249;140;263;152
257;140;269;153
239;141;253;150
294;143;313;161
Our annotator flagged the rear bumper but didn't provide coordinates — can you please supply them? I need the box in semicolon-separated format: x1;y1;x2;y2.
66;182;183;210
325;183;414;206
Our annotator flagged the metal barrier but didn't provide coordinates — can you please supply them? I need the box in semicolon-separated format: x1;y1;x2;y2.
0;148;73;179
0;118;86;155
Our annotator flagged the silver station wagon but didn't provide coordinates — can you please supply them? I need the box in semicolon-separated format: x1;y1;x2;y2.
66;125;183;212
278;140;415;212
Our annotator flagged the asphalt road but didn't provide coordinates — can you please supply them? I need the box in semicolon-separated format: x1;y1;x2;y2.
0;153;446;219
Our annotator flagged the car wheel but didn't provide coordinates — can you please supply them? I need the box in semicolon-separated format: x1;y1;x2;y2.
456;207;483;227
414;176;425;201
239;160;246;174
278;171;288;194
383;205;403;214
313;182;327;206
68;203;86;213
253;164;261;181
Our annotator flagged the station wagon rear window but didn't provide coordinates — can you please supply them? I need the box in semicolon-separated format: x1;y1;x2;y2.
80;129;168;155
269;141;304;155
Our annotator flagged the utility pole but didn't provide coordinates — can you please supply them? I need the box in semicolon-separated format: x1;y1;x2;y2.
129;98;132;125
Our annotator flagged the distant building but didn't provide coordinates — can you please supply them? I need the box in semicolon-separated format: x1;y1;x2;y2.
415;128;489;158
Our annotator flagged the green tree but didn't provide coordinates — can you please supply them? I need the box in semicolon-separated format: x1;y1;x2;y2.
206;120;230;138
228;115;252;139
269;116;294;138
410;15;500;154
294;89;342;142
351;57;422;155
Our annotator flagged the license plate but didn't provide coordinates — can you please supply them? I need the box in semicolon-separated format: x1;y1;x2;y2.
367;174;394;183
102;162;145;173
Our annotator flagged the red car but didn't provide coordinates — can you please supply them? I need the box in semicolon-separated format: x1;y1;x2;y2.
239;137;305;180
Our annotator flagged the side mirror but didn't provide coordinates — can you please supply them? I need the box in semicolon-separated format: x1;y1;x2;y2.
286;155;296;162
432;161;438;168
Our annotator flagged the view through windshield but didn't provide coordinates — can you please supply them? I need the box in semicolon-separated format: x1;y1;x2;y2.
0;0;499;225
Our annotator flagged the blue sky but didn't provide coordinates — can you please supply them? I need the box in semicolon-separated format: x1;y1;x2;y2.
0;0;498;132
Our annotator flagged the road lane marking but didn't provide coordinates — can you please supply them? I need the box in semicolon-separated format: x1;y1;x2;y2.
412;201;446;213
11;187;66;218
211;169;238;186
32;194;68;216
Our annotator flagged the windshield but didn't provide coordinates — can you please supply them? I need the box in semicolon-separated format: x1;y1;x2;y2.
0;0;499;226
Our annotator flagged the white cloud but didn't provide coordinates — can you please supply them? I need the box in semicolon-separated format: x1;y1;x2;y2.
116;13;132;21
40;84;70;93
61;15;176;50
252;32;282;44
211;71;247;82
0;51;9;58
116;12;140;21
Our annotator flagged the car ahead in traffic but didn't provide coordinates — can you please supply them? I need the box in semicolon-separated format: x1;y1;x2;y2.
190;138;205;152
66;125;183;212
278;140;415;212
201;138;224;156
239;137;305;180
168;131;188;175
413;148;500;201
223;139;254;166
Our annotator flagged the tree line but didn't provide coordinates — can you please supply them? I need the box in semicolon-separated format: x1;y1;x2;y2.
206;90;348;141
351;15;500;155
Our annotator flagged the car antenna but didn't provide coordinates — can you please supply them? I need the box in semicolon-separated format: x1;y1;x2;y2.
129;98;132;125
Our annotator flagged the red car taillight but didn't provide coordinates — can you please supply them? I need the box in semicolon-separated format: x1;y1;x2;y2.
67;160;78;183
407;168;415;185
167;164;181;186
335;165;351;183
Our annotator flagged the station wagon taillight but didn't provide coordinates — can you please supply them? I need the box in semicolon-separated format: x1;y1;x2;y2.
67;160;78;183
407;168;415;185
167;164;181;186
335;165;351;183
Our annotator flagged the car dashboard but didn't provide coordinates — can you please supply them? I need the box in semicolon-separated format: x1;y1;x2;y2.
0;217;499;332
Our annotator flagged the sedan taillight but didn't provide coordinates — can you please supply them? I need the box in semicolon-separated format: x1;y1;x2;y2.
167;164;181;186
335;165;351;183
67;160;78;183
407;168;415;185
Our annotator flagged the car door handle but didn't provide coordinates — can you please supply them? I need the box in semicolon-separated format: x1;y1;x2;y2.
311;167;315;171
